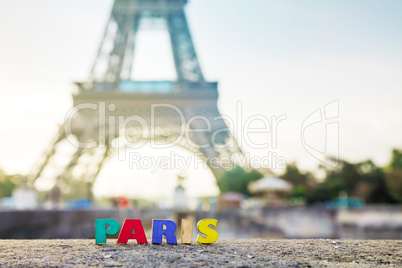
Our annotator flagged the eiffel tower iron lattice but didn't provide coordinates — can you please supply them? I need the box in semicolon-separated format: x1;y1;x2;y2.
29;0;245;200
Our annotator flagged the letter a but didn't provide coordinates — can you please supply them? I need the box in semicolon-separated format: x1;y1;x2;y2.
117;219;147;244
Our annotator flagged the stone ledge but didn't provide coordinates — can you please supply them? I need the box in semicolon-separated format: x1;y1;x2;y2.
0;239;400;267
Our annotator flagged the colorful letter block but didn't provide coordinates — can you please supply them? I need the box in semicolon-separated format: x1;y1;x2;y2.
95;219;120;245
180;219;193;244
196;219;219;244
152;219;177;244
117;219;147;244
95;218;219;245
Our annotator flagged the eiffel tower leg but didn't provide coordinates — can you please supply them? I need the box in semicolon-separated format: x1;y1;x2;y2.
89;10;139;85
108;10;138;86
28;126;65;188
201;148;226;179
50;147;85;205
185;112;246;179
186;128;228;179
84;147;111;200
167;8;205;83
89;13;115;83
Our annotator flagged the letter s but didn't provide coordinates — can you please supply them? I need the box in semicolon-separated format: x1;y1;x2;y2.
196;219;218;244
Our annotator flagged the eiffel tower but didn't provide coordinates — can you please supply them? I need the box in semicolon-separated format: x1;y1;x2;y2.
29;0;243;200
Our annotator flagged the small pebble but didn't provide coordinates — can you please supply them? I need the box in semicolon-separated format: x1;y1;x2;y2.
103;248;118;252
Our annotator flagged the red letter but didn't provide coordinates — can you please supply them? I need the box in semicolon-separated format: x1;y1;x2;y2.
117;219;147;244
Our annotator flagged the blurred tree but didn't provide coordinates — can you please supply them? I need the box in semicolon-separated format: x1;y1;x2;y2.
217;167;263;196
227;150;401;204
0;178;17;198
0;168;18;198
385;149;402;202
307;159;396;204
306;185;334;203
281;164;307;186
289;185;306;199
280;163;316;199
388;149;402;168
357;160;395;204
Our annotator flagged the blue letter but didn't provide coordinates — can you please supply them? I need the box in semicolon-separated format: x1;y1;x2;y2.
152;219;177;244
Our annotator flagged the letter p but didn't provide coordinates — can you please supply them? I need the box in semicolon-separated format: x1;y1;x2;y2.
95;219;120;245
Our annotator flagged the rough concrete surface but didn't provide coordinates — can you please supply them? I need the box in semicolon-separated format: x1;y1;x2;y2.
0;239;400;267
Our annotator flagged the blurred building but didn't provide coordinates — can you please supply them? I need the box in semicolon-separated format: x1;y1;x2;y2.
249;177;293;207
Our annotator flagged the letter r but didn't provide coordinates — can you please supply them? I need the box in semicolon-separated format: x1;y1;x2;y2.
151;219;177;244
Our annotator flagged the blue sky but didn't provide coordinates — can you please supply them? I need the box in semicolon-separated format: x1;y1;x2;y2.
0;0;401;199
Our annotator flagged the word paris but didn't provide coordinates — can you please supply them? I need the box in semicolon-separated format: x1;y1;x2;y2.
96;218;218;245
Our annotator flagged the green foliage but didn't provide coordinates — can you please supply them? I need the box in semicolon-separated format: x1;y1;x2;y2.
0;176;17;199
281;164;308;186
385;169;402;202
0;168;17;198
217;167;263;196
388;149;402;169
279;150;402;205
385;149;402;202
302;157;398;204
306;159;395;204
280;163;316;200
289;185;305;199
306;186;333;203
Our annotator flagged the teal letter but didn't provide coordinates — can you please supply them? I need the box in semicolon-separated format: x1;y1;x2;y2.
95;219;120;244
